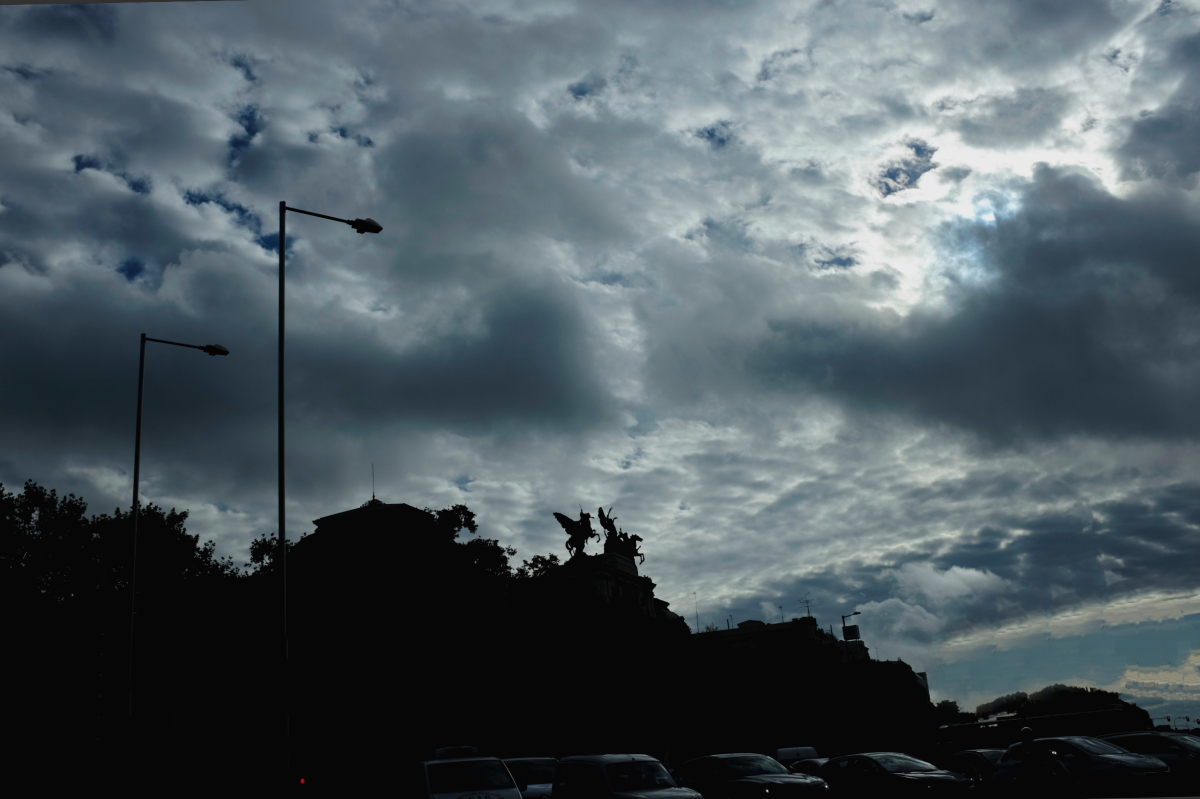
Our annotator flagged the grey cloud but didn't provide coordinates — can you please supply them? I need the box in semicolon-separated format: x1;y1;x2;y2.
695;475;1200;649
954;87;1070;148
8;3;118;44
1119;32;1200;184
378;107;629;250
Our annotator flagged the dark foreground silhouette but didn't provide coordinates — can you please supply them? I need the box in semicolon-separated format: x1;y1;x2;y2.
3;482;1154;793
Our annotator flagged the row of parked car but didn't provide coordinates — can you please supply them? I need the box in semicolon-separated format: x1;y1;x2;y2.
419;729;1200;798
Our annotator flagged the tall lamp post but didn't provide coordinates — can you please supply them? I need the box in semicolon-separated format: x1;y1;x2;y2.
841;611;861;640
129;334;229;719
277;202;381;781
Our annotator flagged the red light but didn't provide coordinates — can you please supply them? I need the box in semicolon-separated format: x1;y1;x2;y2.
300;778;305;784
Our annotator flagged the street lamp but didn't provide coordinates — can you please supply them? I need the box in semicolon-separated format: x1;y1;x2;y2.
128;334;229;718
841;611;861;641
277;202;381;779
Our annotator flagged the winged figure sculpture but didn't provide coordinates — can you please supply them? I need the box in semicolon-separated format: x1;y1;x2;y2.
553;507;600;558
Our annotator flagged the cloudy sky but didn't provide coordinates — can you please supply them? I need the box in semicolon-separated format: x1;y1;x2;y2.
8;0;1200;718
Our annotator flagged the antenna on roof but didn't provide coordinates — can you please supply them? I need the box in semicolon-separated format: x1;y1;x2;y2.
372;463;376;502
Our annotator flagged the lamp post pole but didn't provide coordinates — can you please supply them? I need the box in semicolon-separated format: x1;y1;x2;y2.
128;334;229;720
277;202;381;784
841;611;860;640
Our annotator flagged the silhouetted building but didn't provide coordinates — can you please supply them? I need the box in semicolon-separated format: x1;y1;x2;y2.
539;549;686;625
691;615;870;663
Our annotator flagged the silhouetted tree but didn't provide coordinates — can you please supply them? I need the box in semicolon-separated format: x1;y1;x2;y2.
977;684;1139;719
934;699;976;725
245;529;307;575
515;552;561;579
425;503;478;541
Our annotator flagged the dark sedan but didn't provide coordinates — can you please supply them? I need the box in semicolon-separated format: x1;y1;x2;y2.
787;759;828;777
675;753;829;797
817;752;971;796
990;736;1169;798
1101;730;1200;794
948;749;1004;790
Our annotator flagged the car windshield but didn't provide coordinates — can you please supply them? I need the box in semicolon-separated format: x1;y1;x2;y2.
606;761;677;791
428;760;515;793
872;754;939;773
1166;735;1200;752
1066;738;1127;755
978;750;1004;765
717;756;790;776
505;759;557;785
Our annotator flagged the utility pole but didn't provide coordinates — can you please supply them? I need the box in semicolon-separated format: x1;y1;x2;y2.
779;605;784;623
694;592;699;633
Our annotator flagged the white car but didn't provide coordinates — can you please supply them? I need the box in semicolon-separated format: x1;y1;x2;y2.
552;754;702;798
422;756;525;799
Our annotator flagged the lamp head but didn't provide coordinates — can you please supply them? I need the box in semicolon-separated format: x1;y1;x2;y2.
350;217;382;234
201;344;230;357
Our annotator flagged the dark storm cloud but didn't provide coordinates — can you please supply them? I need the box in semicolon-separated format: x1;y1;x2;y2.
1119;32;1200;184
953;87;1071;148
943;0;1129;71
291;279;618;432
9;3;118;44
750;164;1200;442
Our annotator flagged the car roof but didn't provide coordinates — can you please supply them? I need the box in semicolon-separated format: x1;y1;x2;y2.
1102;731;1170;737
424;756;506;766
560;754;658;764
956;749;1005;754
703;753;774;759
504;757;558;762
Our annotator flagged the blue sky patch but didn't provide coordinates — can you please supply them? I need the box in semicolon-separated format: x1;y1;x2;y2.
184;189;262;233
697;121;734;149
123;175;151;195
117;257;144;282
72;154;102;173
229;55;257;83
332;127;374;147
228;105;263;164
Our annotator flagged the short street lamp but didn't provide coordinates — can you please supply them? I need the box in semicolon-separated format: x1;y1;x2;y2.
841;611;861;641
277;202;381;779
128;334;229;718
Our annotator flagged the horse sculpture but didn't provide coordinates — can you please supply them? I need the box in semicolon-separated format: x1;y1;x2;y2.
553;507;600;558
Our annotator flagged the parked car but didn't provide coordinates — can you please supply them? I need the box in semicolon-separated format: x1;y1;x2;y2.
818;752;972;796
551;754;702;798
422;756;525;799
505;758;558;798
990;736;1169;798
948;749;1005;788
1100;730;1200;793
787;758;828;777
675;752;828;797
552;753;700;796
776;747;820;767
